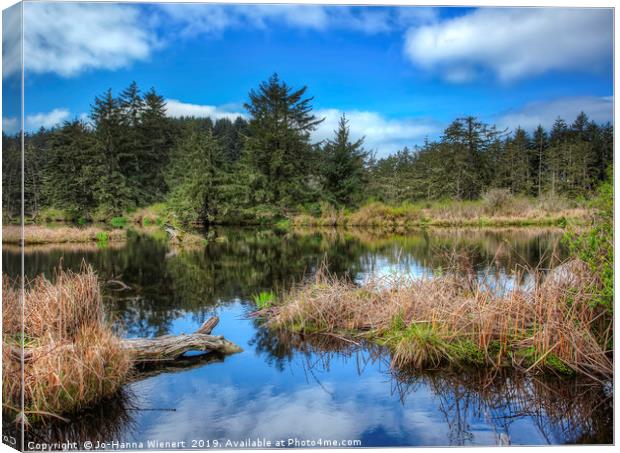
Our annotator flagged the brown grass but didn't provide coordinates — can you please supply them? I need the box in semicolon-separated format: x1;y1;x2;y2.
262;260;612;379
291;198;590;229
2;265;131;424
3;242;126;255
2;225;126;245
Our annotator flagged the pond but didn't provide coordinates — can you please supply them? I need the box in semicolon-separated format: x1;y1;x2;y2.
2;227;613;447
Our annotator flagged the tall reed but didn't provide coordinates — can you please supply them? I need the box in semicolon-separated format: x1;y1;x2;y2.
263;261;612;378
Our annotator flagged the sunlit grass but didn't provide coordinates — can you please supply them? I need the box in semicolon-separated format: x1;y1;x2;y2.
262;262;611;378
2;266;131;424
291;196;589;229
253;291;276;310
2;225;126;245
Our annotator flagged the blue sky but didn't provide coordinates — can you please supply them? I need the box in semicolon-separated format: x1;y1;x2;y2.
2;2;614;156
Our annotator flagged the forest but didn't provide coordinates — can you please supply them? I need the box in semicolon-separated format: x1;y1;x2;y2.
2;74;614;226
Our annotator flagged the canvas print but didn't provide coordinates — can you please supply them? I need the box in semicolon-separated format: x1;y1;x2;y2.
1;1;614;450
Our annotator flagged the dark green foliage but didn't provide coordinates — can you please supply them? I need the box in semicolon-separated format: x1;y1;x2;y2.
322;114;368;206
166;126;225;225
90;88;133;214
241;73;324;207
140;87;173;201
367;112;612;204
42;120;102;218
7;77;613;226
2;133;21;221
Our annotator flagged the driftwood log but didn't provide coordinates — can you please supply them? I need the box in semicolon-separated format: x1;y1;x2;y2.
11;316;242;368
121;316;242;363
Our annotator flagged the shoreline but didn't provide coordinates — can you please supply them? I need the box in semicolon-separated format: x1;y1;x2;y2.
3;215;583;246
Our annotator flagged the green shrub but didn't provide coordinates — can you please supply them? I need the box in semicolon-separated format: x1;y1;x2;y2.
565;168;613;313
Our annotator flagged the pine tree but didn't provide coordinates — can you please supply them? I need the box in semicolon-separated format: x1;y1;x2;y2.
532;125;548;197
547;117;569;195
322;114;368;206
498;127;531;194
43;121;101;217
242;73;324;207
2;133;21;219
140;87;171;201
91;89;133;214
119;81;147;202
166;125;224;225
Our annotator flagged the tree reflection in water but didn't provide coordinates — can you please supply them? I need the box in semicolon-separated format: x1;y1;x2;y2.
5;226;607;447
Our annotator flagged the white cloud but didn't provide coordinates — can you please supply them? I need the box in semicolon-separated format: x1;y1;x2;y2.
314;109;438;156
16;2;156;78
405;8;612;82
25;108;70;130
495;96;613;132
5;4;438;79
2;4;22;80
129;362;453;446
164;99;436;155
2;108;71;133
157;5;437;37
164;99;245;121
2;116;19;134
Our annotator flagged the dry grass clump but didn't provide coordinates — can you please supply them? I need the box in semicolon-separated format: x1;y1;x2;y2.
263;261;611;378
3;242;125;255
291;202;347;227
2;265;131;423
291;198;589;229
2;225;126;245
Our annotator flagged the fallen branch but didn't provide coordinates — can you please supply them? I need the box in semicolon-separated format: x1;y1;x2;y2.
11;316;242;366
121;316;242;363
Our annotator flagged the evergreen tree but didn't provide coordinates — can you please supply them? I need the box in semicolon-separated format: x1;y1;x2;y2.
242;73;324;207
43;121;101;217
495;127;531;194
2;133;21;219
91;89;133;213
322;114;368;206
532;125;548;197
166;125;224;225
140;87;171;200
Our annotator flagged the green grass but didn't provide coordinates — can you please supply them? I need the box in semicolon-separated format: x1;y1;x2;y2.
380;320;453;368
110;216;128;228
274;219;291;231
95;231;109;246
253;291;276;310
546;354;575;375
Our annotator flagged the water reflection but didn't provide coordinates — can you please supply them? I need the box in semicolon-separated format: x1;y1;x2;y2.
4;227;566;339
5;227;612;446
22;326;611;447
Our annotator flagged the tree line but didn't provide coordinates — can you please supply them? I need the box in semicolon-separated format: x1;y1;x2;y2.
368;114;613;204
2;74;613;225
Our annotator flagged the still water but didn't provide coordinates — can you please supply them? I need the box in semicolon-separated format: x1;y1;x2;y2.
3;227;613;446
